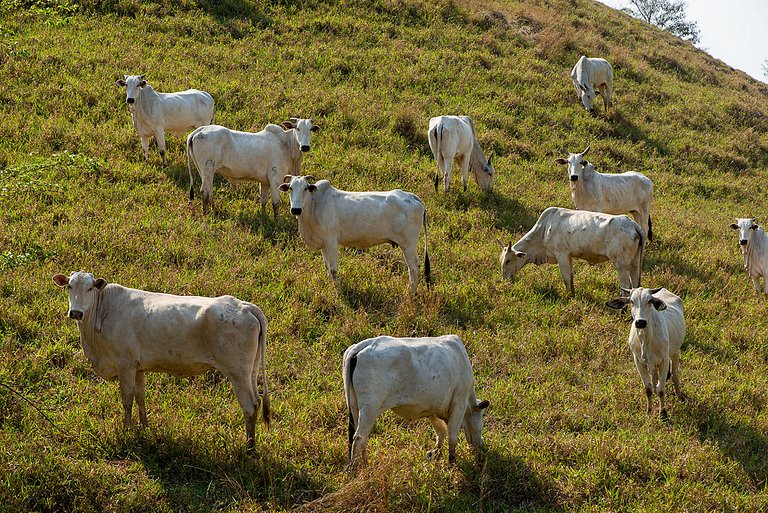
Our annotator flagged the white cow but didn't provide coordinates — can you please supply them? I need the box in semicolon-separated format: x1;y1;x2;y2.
730;217;768;297
279;175;431;295
186;118;321;216
571;56;613;113
427;116;495;192
116;74;214;165
499;207;644;295
53;271;270;447
343;335;489;466
555;146;654;240
606;287;686;419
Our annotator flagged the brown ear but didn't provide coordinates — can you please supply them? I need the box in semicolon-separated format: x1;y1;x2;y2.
477;400;490;410
94;278;108;290
310;124;321;132
281;121;296;130
53;274;69;287
730;223;739;230
307;184;318;192
606;297;630;310
278;183;290;192
555;158;568;165
115;79;126;87
650;298;667;311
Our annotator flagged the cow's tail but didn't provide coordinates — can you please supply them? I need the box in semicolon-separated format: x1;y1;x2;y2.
423;208;431;289
647;215;653;242
186;127;202;202
253;305;271;427
432;124;442;191
344;349;360;460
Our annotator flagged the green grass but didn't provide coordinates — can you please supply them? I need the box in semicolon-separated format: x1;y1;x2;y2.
2;0;768;510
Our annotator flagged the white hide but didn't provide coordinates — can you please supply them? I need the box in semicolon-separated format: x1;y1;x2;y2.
571;56;613;112
53;271;269;447
343;335;489;466
499;207;644;294
730;217;768;297
116;75;214;165
427;116;495;192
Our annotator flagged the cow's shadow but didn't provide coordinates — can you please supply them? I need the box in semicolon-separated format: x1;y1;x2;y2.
432;188;537;234
110;430;326;510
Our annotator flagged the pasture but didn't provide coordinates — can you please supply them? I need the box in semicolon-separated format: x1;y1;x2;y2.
2;0;768;510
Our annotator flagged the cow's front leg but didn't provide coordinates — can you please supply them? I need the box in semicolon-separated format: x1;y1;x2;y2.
459;156;470;192
657;358;670;419
555;254;574;294
269;181;281;219
140;136;151;163
632;351;654;414
445;404;465;464
616;263;632;294
155;130;168;166
135;371;148;427
118;366;137;428
426;416;447;460
259;183;270;217
321;244;339;283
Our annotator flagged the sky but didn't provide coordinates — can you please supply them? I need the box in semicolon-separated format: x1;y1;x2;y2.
597;0;768;82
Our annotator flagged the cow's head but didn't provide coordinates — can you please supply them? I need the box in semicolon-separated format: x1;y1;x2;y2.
499;240;526;281
578;83;596;112
476;152;495;192
463;398;490;453
555;146;590;188
53;271;108;321
281;118;321;153
606;287;666;331
115;74;147;105
279;174;317;216
730;218;758;248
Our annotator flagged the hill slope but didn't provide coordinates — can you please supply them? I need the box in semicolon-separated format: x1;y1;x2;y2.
2;0;768;511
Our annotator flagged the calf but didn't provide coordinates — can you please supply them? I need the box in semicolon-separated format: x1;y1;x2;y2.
279;175;431;295
606;287;686;419
428;116;495;192
571;56;613;113
730;217;768;298
53;271;269;447
556;146;654;240
343;335;489;466
116;74;214;165
186;118;320;216
499;207;644;295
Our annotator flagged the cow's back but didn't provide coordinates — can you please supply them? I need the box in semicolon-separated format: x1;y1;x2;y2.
653;289;685;352
429;116;474;155
156;89;214;135
541;208;641;261
191;125;282;182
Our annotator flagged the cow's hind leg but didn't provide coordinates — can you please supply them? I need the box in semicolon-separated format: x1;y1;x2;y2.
445;402;465;464
616;262;633;295
259;184;270;217
270;181;281;219
117;366;137;428
135;371;148;427
140;136;151;163
201;160;215;214
402;243;420;296
321;244;340;283
426;416;447;461
556;254;575;294
228;375;259;449
459;155;470;192
350;407;376;468
670;352;686;402
155;130;168;166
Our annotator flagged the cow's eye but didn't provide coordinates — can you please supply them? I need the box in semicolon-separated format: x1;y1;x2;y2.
87;287;93;292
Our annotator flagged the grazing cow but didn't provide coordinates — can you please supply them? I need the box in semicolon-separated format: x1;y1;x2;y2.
343;335;489;466
571;56;613;113
186;118;321;216
730;217;768;297
279;175;431;295
52;271;269;447
427;116;495;192
499;207;644;295
606;287;686;419
115;74;214;165
555;146;654;241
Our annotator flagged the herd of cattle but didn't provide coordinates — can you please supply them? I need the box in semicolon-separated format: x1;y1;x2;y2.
50;54;760;467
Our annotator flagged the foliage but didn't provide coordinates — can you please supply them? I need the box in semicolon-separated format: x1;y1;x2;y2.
1;0;768;511
621;0;700;44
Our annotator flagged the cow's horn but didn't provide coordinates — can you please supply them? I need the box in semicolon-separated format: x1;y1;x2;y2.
282;175;294;183
290;117;299;123
620;287;632;294
581;145;590;156
647;287;663;294
304;175;316;183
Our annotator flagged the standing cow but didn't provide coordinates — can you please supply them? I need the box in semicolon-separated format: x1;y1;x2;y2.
499;207;644;295
186;118;321;216
428;116;495;192
279;175;430;295
343;335;489;466
571;56;613;114
730;217;768;298
556;146;654;240
606;287;686;419
53;271;270;448
116;74;214;165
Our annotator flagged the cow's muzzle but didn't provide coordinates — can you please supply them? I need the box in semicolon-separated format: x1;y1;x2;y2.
68;310;84;320
126;97;135;104
569;175;579;182
300;145;310;153
634;319;647;329
740;239;748;246
291;207;303;216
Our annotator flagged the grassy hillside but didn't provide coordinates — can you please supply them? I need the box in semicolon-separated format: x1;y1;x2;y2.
2;0;768;510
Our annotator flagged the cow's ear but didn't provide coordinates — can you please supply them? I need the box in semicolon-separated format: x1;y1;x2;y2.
514;250;526;259
52;274;69;288
477;400;490;410
94;278;108;290
606;298;630;310
307;184;318;193
582;160;589;166
751;224;759;230
139;80;147;87
115;79;126;87
730;223;739;230
650;298;667;311
310;124;321;132
281;121;296;130
278;183;290;192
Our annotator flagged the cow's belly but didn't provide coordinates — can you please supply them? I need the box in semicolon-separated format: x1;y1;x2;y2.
391;403;443;421
140;360;214;377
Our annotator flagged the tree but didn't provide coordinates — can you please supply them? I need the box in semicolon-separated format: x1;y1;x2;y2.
762;59;768;78
622;0;700;44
